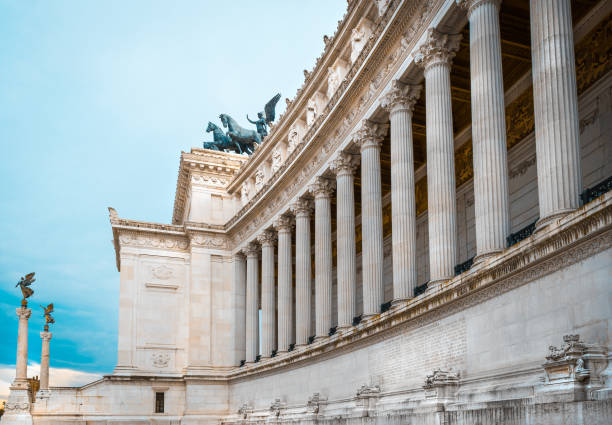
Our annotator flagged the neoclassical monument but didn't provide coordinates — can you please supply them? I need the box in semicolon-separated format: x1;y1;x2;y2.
3;0;612;424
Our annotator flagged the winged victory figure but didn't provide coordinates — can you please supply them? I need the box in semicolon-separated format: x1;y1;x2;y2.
16;272;35;304
40;303;55;329
247;93;281;140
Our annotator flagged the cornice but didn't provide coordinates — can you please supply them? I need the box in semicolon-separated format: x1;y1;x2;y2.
172;149;246;225
226;0;440;247
226;0;372;193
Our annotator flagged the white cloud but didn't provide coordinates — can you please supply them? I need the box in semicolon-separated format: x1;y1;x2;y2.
0;362;101;401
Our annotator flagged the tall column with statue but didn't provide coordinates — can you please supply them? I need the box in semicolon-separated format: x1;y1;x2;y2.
38;303;55;399
4;273;36;425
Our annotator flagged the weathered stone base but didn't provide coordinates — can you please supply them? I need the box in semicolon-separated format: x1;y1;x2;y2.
2;388;32;425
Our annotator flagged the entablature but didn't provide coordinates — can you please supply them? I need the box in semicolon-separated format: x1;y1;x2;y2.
226;0;445;248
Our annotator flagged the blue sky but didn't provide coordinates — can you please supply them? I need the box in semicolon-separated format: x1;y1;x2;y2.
0;0;346;395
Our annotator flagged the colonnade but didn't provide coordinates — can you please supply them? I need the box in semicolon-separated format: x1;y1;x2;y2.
235;0;583;363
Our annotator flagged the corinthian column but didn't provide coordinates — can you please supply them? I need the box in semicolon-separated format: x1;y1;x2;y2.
354;119;388;316
331;152;359;328
415;29;462;285
291;199;313;346
258;230;276;358
244;243;259;363
530;0;582;227
274;215;294;352
39;331;52;392
309;177;335;339
13;307;32;388
457;0;510;260
381;80;421;301
233;252;246;365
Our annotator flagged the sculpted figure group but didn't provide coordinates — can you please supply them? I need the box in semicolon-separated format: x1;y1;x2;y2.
202;93;281;155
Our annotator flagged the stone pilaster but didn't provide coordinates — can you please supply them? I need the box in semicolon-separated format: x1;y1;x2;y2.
244;243;259;363
274;215;294;352
309;177;335;338
39;331;52;392
530;0;582;227
257;230;277;358
381;80;421;301
415;29;462;285
233;252;246;365
331;152;359;328
458;0;510;260
354;119;388;316
291;199;313;346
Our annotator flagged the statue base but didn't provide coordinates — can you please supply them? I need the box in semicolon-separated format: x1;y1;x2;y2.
1;387;32;425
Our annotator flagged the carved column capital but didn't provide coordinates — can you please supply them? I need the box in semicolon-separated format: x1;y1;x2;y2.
353;119;388;151
274;215;295;233
331;152;359;177
16;307;31;320
40;331;52;342
456;0;501;18
291;198;314;218
243;242;260;258
257;229;277;247
381;80;422;114
309;176;336;199
415;28;462;71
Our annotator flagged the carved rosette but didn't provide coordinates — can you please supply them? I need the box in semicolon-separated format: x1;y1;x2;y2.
381;80;422;114
456;0;501;18
331;152;359;177
415;28;462;71
353;119;388;152
308;176;335;199
291;198;314;218
257;230;277;248
274;215;294;234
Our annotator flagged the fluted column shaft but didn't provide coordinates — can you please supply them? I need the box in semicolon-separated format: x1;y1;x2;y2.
245;246;259;362
292;200;313;345
332;153;358;328
530;0;582;226
461;0;510;258
233;253;246;364
40;331;52;390
356;120;387;316
258;231;276;358
310;178;334;338
416;30;461;284
275;216;293;352
382;82;421;301
14;307;31;386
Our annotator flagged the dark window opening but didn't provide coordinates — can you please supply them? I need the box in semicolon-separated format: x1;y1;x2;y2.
155;392;164;413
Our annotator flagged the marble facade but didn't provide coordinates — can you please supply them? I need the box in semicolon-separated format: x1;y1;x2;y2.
3;0;612;424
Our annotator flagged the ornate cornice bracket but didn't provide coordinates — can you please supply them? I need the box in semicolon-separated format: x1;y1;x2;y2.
414;28;462;71
381;80;422;114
